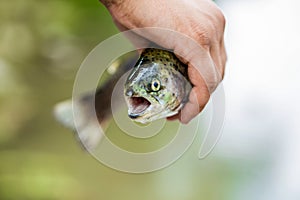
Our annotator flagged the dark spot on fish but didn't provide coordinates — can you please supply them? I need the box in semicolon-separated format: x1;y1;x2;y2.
147;83;151;91
142;58;150;63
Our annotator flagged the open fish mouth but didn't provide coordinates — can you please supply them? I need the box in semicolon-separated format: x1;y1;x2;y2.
127;97;151;119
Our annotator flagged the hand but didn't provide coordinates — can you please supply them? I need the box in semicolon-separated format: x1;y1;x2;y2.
100;0;226;124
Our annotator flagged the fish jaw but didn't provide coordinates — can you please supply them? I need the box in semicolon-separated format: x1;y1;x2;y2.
125;94;162;123
127;103;182;124
124;91;181;124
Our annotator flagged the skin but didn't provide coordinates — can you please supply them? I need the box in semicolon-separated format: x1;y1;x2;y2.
100;0;226;124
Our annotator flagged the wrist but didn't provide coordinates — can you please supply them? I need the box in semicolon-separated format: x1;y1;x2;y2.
99;0;126;8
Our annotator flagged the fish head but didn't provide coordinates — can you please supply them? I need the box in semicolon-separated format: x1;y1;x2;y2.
124;61;190;124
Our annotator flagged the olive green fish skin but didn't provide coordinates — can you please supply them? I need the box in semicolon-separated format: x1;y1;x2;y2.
124;48;192;123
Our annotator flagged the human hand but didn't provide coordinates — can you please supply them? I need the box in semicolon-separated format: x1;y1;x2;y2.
100;0;226;124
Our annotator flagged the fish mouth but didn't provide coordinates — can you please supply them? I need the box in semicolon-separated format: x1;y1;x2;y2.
127;97;151;118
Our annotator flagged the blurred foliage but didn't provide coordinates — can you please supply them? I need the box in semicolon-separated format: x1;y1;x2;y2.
0;0;267;200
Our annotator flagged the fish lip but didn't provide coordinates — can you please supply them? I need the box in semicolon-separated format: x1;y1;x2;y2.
128;113;140;119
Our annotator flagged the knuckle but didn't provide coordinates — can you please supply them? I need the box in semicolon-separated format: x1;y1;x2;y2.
194;30;211;49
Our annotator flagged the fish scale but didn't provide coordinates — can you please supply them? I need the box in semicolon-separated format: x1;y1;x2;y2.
140;48;189;78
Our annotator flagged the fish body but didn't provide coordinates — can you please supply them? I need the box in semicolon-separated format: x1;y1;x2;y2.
124;48;192;123
54;52;138;149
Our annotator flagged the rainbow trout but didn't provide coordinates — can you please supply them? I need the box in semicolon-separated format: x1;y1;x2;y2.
54;49;192;149
124;48;192;124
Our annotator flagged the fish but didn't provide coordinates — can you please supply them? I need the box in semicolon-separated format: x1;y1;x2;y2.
124;48;192;124
54;48;192;149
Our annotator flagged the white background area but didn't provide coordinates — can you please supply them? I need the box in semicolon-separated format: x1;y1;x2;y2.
218;0;300;199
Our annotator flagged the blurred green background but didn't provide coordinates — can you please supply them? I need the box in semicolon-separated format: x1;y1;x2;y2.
0;1;267;200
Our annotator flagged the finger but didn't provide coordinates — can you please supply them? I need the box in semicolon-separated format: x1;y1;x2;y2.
209;39;226;80
179;84;210;124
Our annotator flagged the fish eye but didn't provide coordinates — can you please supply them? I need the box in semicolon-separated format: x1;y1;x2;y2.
151;78;160;91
